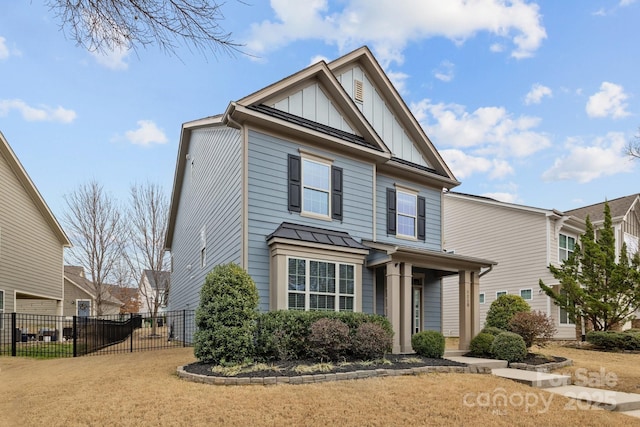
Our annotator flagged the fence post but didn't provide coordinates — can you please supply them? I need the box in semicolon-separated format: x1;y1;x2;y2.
130;313;134;353
182;310;186;348
73;316;77;357
11;312;16;357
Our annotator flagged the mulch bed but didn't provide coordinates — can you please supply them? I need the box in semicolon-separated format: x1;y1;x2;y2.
184;354;466;378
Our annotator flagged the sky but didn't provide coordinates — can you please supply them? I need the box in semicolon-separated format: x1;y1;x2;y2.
1;0;640;224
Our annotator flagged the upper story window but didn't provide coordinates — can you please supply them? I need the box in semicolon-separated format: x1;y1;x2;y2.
288;153;342;220
386;186;426;241
559;233;576;262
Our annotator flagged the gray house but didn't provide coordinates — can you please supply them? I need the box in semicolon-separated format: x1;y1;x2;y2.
165;47;495;352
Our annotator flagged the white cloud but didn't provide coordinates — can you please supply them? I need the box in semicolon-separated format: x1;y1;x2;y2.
90;46;131;70
490;43;505;53
245;0;546;66
309;54;329;66
0;99;76;123
481;192;519;203
125;120;168;146
0;37;9;60
542;132;634;183
412;99;550;158
524;83;552;105
585;82;630;119
434;60;455;82
440;149;514;180
620;0;636;6
386;70;409;94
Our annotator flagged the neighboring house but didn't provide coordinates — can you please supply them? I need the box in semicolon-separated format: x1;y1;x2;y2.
165;46;495;352
63;266;122;316
139;270;170;314
442;192;640;339
109;285;141;314
0;132;71;322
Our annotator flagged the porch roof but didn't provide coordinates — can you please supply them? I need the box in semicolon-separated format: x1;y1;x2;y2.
362;240;496;275
266;222;368;250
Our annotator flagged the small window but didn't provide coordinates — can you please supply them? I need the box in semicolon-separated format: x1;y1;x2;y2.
520;289;532;301
559;234;576;262
496;291;507;299
479;293;485;304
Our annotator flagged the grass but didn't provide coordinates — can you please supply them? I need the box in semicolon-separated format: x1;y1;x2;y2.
0;344;638;426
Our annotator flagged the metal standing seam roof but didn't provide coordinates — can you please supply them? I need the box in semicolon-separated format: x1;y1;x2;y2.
266;222;367;249
247;104;381;151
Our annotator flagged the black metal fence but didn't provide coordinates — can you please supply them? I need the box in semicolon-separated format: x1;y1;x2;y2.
0;310;195;358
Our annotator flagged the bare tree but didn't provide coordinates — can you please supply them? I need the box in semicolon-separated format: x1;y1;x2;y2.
63;181;124;316
627;129;640;159
45;0;241;55
123;182;170;336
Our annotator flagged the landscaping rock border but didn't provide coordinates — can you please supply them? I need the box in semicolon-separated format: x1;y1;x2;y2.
509;357;573;373
176;364;493;386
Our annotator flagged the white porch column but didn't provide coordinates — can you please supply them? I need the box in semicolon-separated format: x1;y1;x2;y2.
458;270;472;350
400;263;413;353
386;262;401;354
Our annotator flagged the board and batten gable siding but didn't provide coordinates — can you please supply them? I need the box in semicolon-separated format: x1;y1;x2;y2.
441;195;560;337
247;129;375;312
168;126;243;312
375;174;441;251
335;65;430;168
270;82;356;134
0;149;64;313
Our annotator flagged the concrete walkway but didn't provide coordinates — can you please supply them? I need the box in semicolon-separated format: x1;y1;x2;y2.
444;354;640;419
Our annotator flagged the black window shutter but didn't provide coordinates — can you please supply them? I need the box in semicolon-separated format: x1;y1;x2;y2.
417;196;426;241
288;154;301;212
387;188;396;234
331;166;343;220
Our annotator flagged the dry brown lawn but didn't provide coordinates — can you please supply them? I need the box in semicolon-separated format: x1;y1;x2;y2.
1;344;639;426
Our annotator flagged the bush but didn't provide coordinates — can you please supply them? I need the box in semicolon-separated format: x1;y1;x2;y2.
411;330;445;358
485;295;531;330
469;332;495;356
480;326;507;337
586;330;640;350
351;322;393;360
490;332;527;363
193;264;259;365
254;311;393;361
508;310;557;348
308;318;350;361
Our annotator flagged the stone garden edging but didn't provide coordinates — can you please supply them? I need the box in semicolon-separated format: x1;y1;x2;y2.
176;364;493;386
509;358;573;373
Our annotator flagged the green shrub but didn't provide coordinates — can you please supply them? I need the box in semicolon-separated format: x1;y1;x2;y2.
193;263;259;365
351;322;393;360
469;332;495;356
308;318;350;361
485;295;531;330
254;311;393;361
490;332;527;363
586;330;640;350
623;328;640;334
508;310;557;348
480;326;507;337
411;330;445;358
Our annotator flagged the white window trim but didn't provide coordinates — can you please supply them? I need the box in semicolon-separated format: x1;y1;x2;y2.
395;188;418;240
76;299;92;317
520;288;533;301
300;154;333;220
558;306;575;326
496;291;508;299
0;289;4;329
479;292;485;304
286;256;356;312
558;233;576;263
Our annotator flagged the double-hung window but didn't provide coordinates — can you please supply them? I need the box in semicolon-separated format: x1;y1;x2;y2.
288;153;343;220
559;289;575;325
287;257;355;312
559;234;575;262
386;186;426;240
397;191;417;238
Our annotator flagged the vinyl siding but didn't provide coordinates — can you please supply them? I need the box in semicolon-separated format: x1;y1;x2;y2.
375;174;441;251
0;148;65;314
441;194;564;337
168;126;243;314
62;280;94;316
247;129;375;312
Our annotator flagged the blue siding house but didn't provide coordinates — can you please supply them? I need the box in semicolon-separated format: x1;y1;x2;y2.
165;47;495;352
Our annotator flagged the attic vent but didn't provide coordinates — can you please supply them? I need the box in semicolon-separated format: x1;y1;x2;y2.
354;79;364;103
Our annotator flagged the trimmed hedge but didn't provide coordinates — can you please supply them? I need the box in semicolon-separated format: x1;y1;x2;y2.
411;330;445;358
254;310;394;361
586;330;640;351
491;332;527;363
469;332;495;357
485;294;530;331
480;326;507;337
352;322;393;360
308;318;350;361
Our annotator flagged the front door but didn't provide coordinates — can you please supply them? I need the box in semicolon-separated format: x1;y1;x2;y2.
412;281;423;335
77;299;91;317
